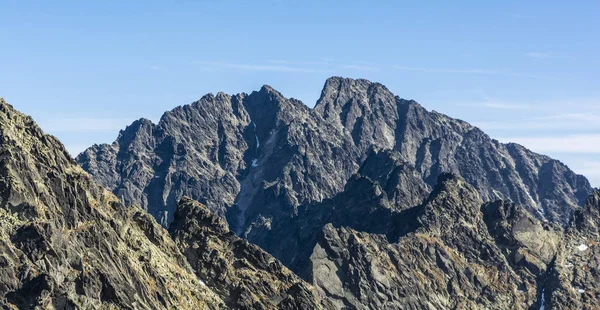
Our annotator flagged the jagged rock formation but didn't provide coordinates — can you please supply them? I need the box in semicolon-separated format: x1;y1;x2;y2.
543;191;600;309
309;174;534;309
78;77;590;231
170;197;332;310
0;99;333;309
0;99;223;309
75;77;597;309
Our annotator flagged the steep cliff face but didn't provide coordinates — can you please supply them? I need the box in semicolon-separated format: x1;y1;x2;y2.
0;99;224;309
169;197;333;310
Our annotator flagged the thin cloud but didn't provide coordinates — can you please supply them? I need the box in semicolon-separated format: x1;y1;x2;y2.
194;61;331;73
38;118;136;133
266;59;330;66
339;64;380;72
458;97;600;112
393;65;558;80
473;112;600;131
496;134;600;154
526;52;571;59
566;161;600;188
479;102;540;110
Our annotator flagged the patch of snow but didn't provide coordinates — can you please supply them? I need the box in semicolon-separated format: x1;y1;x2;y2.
577;244;589;252
539;289;545;310
154;175;160;179
252;159;258;167
577;288;585;294
253;122;260;148
492;189;503;200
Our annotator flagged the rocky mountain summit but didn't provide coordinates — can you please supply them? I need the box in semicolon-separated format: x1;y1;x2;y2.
75;77;598;309
78;77;591;230
0;99;331;309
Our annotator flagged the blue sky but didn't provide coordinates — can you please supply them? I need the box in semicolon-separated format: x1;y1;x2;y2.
0;0;599;185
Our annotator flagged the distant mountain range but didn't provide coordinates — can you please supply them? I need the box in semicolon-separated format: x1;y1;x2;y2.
0;77;597;309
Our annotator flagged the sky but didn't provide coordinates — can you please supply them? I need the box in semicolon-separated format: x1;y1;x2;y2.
0;0;598;186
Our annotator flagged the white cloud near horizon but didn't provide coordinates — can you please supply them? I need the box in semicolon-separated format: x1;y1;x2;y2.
473;113;600;130
569;161;600;187
338;64;381;72
194;60;382;73
194;61;331;73
393;65;559;80
496;134;600;154
526;52;572;59
38;118;137;133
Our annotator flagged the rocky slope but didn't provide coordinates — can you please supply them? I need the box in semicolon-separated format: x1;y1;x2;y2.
0;99;332;309
0;99;223;309
170;197;332;310
544;191;600;309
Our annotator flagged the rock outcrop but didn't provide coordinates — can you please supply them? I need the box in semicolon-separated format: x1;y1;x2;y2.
169;197;332;310
543;191;600;309
0;98;334;309
0;99;224;309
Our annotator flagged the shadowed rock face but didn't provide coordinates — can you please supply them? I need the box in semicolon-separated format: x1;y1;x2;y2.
0;99;224;309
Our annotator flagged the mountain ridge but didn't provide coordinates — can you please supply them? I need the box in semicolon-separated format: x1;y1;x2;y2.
1;92;599;308
77;76;592;228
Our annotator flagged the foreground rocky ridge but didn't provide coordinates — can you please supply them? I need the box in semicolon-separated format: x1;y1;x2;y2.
0;99;223;309
0;99;331;309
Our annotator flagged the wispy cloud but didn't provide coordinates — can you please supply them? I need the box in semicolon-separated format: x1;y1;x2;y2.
526;52;571;59
572;161;600;184
474;113;600;131
458;96;600;112
497;134;600;154
195;59;382;73
194;61;331;73
266;59;330;66
38;118;136;133
339;64;381;72
478;102;540;110
393;65;558;80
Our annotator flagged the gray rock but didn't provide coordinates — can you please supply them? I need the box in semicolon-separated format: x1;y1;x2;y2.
0;98;224;309
0;98;336;309
78;77;591;232
169;197;334;310
74;77;596;309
